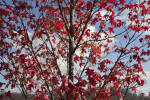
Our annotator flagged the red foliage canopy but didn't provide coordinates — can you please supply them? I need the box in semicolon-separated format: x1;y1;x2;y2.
0;0;150;99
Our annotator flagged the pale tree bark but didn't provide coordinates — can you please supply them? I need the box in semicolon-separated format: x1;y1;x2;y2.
68;0;75;83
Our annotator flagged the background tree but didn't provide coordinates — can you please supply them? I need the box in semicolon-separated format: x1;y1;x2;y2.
1;89;150;100
0;0;150;100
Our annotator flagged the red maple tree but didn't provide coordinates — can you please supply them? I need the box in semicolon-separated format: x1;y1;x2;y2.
0;0;150;99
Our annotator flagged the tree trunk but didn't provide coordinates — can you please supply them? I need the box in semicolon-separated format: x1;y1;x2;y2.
68;0;75;83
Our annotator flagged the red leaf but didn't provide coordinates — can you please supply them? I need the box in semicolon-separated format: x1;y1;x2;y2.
92;18;98;25
74;75;78;80
139;38;143;42
120;0;125;5
52;39;56;44
80;63;85;67
86;1;92;10
51;77;59;84
133;55;138;61
127;69;131;73
126;77;131;84
42;94;49;100
74;54;79;63
22;12;27;17
5;91;11;97
116;91;121;96
56;21;63;29
27;84;34;92
63;30;68;35
85;29;90;36
43;25;46;29
8;5;13;9
132;87;137;93
13;15;17;19
134;46;139;51
0;82;5;87
148;0;150;5
99;2;106;9
108;27;114;33
75;92;81;99
140;93;145;96
124;35;128;39
19;54;26;63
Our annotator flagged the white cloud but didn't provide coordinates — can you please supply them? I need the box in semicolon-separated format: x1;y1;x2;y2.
57;57;67;73
143;71;150;80
137;86;150;96
11;88;20;93
88;25;97;32
94;10;111;21
100;10;108;17
27;31;34;40
137;71;150;96
87;25;116;43
136;0;149;8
